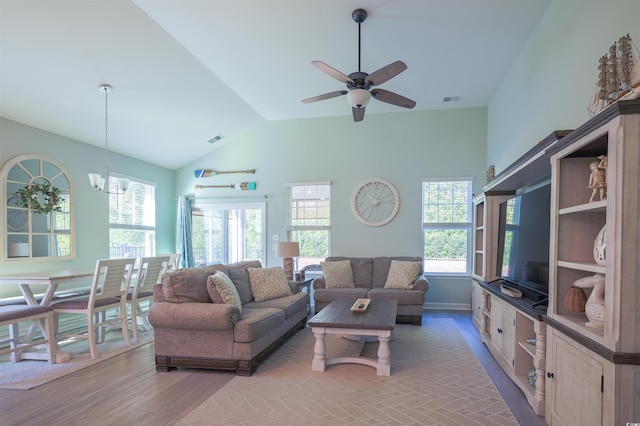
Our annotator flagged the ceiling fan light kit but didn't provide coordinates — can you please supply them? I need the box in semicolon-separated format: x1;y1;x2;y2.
302;8;416;122
347;88;371;108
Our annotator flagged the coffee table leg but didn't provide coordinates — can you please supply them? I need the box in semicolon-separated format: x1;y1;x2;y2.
311;327;326;372
376;333;391;376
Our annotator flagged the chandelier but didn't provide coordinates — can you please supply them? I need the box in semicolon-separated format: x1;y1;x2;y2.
88;84;129;194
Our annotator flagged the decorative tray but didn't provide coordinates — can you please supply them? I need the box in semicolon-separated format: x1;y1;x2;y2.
500;284;523;298
351;298;371;313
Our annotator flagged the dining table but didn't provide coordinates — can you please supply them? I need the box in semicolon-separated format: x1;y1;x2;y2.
0;268;95;363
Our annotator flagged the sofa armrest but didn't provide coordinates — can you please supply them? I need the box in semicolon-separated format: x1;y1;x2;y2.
312;276;326;290
148;301;240;332
414;276;429;293
153;284;166;302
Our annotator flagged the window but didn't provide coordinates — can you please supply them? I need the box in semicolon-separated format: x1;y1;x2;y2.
191;203;265;266
287;183;331;269
422;178;472;275
109;177;156;259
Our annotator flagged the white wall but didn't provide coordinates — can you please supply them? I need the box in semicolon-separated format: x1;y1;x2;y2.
488;0;640;172
176;107;488;308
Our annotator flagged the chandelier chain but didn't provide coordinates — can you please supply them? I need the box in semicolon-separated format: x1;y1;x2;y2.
103;84;110;187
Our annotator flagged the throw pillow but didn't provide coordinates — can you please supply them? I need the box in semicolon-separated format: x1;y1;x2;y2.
247;266;292;302
321;260;355;288
206;271;242;314
226;260;262;304
384;260;421;290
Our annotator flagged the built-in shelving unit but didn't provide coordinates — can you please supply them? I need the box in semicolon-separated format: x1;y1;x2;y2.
472;196;485;279
544;100;640;426
471;130;570;416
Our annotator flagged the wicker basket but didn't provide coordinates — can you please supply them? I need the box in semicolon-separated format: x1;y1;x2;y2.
563;287;587;312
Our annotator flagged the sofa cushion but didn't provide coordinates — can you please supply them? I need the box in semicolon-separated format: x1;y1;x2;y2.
243;292;308;319
384;260;422;290
161;264;226;303
326;257;374;288
313;288;369;303
233;308;285;343
247;266;292;302
367;288;426;305
207;271;242;314
321;260;355;288
226;260;262;304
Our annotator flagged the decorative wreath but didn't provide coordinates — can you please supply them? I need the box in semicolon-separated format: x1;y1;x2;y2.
15;182;63;214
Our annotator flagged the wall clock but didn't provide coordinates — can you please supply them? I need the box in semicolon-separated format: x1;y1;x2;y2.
7;195;28;232
351;178;399;227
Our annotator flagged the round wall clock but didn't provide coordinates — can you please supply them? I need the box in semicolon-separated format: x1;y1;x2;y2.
7;195;28;232
351;178;399;227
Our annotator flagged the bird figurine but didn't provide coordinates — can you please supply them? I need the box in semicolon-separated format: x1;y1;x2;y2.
573;274;605;330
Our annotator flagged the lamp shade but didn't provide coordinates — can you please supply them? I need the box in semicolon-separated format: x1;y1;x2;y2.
347;88;371;108
275;241;299;258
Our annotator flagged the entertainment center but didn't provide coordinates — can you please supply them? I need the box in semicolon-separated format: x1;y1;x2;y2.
472;99;640;425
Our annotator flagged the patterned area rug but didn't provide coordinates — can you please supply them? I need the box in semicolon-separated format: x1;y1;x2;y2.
0;329;153;390
178;318;517;425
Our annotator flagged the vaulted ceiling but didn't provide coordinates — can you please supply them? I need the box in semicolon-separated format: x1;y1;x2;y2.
0;0;551;169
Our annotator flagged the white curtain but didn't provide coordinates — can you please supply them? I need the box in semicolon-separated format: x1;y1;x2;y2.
176;196;194;268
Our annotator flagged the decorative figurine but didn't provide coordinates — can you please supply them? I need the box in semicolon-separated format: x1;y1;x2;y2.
486;165;495;183
587;156;607;202
573;274;605;330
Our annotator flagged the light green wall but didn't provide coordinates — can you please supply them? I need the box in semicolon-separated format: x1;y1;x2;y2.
0;117;175;297
488;0;640;172
177;108;488;308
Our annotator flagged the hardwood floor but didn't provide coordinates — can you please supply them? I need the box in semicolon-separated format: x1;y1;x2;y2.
0;311;546;426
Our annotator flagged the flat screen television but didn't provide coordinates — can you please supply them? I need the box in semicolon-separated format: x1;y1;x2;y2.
496;181;551;304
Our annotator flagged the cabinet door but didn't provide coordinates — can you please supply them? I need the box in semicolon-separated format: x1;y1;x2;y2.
501;304;516;369
546;329;603;426
471;282;483;331
489;298;504;354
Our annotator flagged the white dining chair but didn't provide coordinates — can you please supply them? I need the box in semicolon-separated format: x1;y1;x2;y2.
125;255;169;342
158;253;181;271
0;305;57;363
52;258;135;360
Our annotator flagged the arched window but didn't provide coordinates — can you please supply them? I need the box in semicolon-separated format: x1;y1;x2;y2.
1;155;74;261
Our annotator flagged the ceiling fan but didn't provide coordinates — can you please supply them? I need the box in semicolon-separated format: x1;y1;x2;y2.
302;8;416;122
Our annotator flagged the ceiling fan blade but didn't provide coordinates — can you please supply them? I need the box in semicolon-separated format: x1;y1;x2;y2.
365;61;407;86
352;106;365;122
371;88;416;109
302;90;348;104
311;61;354;84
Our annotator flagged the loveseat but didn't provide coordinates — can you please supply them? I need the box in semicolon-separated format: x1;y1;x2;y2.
148;260;308;376
313;256;429;325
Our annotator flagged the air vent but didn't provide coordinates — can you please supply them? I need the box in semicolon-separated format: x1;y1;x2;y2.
443;96;462;103
208;134;224;144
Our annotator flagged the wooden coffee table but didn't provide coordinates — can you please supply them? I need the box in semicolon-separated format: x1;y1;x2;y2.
308;298;397;376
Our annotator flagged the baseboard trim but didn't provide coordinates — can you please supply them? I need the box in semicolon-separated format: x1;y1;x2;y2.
424;302;471;311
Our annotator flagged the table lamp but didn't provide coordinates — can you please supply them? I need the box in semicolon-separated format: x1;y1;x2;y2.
275;241;299;280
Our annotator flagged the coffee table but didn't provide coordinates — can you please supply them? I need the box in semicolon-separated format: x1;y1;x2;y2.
307;298;397;376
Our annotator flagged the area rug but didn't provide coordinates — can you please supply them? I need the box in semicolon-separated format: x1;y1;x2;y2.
0;329;153;390
178;318;518;426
